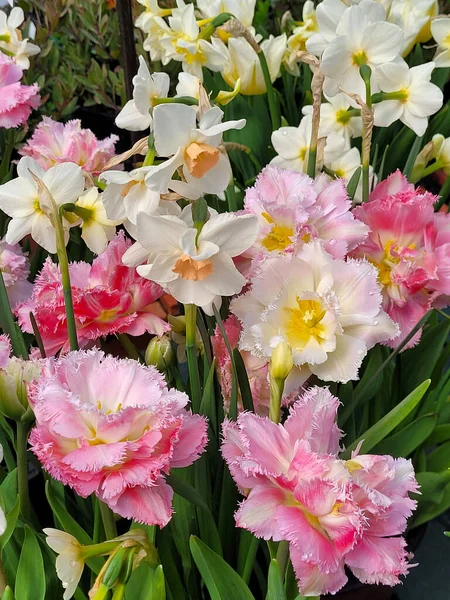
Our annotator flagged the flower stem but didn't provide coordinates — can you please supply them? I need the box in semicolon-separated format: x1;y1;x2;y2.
99;501;117;540
16;422;31;522
0;555;8;594
275;540;290;582
258;50;281;131
435;175;450;210
91;583;110;600
268;377;284;424
112;583;126;600
185;304;201;412
420;160;443;180
55;210;78;351
360;65;373;204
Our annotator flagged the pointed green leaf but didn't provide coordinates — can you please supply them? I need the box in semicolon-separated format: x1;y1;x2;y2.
190;536;255;600
373;413;437;458
346;167;361;201
426;440;450;473
15;526;46;600
267;559;287;600
342;380;430;459
0;497;19;550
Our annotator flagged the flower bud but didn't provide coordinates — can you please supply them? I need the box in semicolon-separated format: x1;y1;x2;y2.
269;342;294;382
145;335;175;371
0;358;41;422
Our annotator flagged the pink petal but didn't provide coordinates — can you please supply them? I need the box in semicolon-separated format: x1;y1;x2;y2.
235;483;288;541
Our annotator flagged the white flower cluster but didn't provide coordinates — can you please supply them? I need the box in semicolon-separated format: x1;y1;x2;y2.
0;6;39;68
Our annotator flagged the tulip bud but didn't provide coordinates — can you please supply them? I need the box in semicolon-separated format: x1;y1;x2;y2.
145;335;175;371
0;358;41;422
269;342;294;382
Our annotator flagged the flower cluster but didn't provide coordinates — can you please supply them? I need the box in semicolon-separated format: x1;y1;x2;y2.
17;232;169;356
222;386;418;596
0;7;39;69
19;117;118;175
29;349;207;525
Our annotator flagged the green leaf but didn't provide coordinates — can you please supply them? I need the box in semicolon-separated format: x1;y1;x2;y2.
15;526;46;600
0;497;19;550
426;440;450;472
267;559;287;600
346;167;361;201
403;135;423;179
166;473;209;511
413;480;450;528
342;380;430;459
233;349;254;412
373;413;437;458
125;563;166;600
2;586;14;600
0;470;17;514
190;536;255;600
428;424;450;444
45;480;103;574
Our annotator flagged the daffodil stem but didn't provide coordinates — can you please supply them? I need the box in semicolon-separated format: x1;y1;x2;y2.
436;176;450;210
16;421;31;522
258;50;281;131
420;160;443;180
99;501;117;540
185;304;201;412
55;211;78;351
92;583;110;600
112;583;126;600
226;181;238;212
269;377;285;424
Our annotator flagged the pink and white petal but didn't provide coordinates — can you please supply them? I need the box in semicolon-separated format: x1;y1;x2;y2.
310;334;367;384
105;478;174;527
345;310;399;349
62;442;127;473
170;414;208;468
290;547;348;597
235;483;288;541
346;535;410;586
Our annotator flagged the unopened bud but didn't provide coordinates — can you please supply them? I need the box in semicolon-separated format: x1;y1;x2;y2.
145;335;175;371
269;342;294;382
0;359;41;422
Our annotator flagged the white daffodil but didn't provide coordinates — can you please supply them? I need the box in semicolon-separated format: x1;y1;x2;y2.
271;115;348;173
231;241;398;386
115;56;170;131
320;0;403;98
135;0;172;60
44;529;85;600
155;2;228;81
302;92;362;141
324;146;376;204
284;1;318;75
0;7;39;69
306;0;348;57
144;103;245;198
222;34;287;95
387;0;438;56
197;0;256;28
0;157;84;253
431;17;450;68
101;167;180;237
74;188;118;255
176;72;201;99
124;205;259;312
431;134;450;175
374;61;443;136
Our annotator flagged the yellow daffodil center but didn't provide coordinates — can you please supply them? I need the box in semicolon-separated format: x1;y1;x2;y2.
336;109;352;125
286;298;327;349
444;33;450;49
299;146;308;161
352;50;368;66
172;254;213;281
261;212;294;252
185;142;220;178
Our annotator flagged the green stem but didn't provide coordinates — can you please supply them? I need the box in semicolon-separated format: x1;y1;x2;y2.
435;175;450;210
117;333;141;361
0;555;8;594
112;583;126;600
258;50;281;131
0;129;15;182
185;304;201;412
226;181;238;212
91;584;110;600
16;422;31;522
420;160;443;180
275;541;290;583
240;536;259;584
55;211;78;351
99;500;117;540
268;377;284;424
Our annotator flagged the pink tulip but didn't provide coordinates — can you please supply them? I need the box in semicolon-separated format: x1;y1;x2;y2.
0;54;39;128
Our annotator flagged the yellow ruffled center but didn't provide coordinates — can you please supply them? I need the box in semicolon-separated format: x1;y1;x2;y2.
286;298;327;349
261;212;294;252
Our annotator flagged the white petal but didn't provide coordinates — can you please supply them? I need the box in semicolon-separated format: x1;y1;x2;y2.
204;253;247;297
115;99;152;131
272;127;305;159
153;103;197;156
200;213;259;257
137;253;179;283
122;241;150;266
82;221;112;255
0;178;36;217
375;61;409;93
136;213;186;251
123;182;160;223
102;183;126;222
5;215;34;245
434;49;450;69
400;110;428;137
16;156;45;183
167;276;216;307
311;335;367;383
182;152;232;197
431;18;450;46
43;163;85;206
365;22;404;65
145;149;185;193
31;213;57;253
373;100;404;128
100;170;132;185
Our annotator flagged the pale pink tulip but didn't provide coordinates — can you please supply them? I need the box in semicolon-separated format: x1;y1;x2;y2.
0;239;32;309
0;54;39;128
29;349;207;526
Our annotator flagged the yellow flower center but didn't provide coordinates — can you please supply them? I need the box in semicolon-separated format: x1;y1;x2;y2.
261;212;294;252
336;109;352;125
444;33;450;49
185;142;220;178
286;298;327;349
172;254;213;281
371;240;416;287
299;146;308;161
352;50;368;66
345;460;363;472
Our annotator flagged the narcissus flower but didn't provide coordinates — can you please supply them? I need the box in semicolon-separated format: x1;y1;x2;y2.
284;1;318;76
388;0;438;56
302;92;362;141
135;0;171;61
144;103;246;198
197;0;256;28
222;386;418;596
44;529;85;600
231;241;397;386
29;350;207;525
74;187;118;255
306;0;347;58
431;17;450;68
0;7;39;69
351;171;450;347
374;61;443;136
115;56;169;131
19;117;118;174
222;35;287;96
241;166;368;266
125;205;258;313
0;157;84;253
0;54;39;128
0;239;32;308
17;232;169;356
